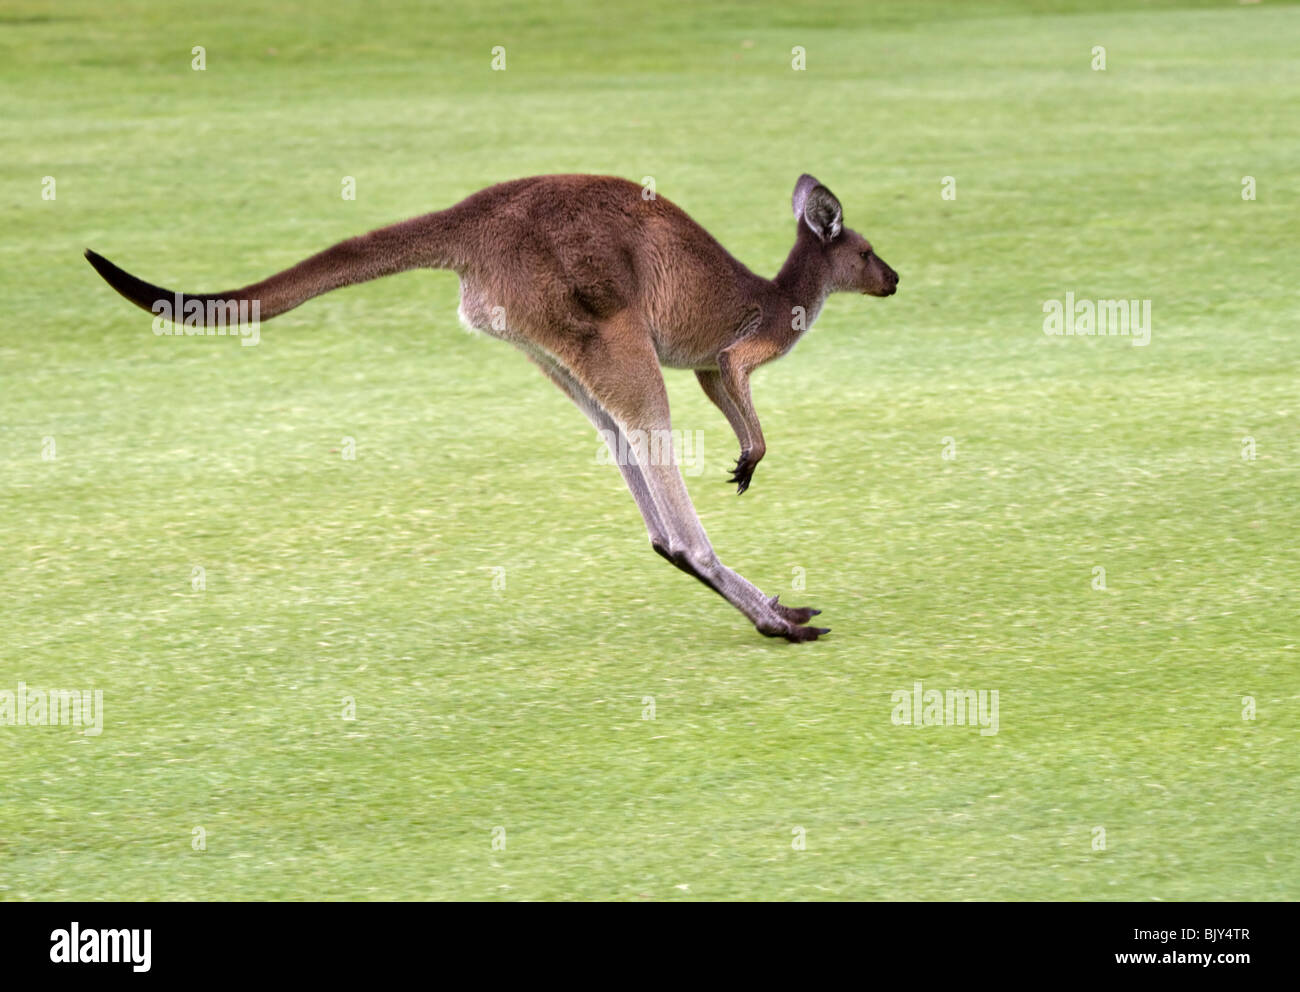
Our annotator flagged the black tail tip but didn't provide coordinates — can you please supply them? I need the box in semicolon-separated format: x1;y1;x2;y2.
84;249;120;282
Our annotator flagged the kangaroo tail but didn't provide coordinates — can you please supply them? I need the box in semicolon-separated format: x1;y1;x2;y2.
85;212;455;326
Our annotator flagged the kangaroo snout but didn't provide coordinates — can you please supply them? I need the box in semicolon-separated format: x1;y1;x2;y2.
882;263;899;296
866;260;899;297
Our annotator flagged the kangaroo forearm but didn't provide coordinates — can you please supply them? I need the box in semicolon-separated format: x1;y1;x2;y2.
716;346;767;458
695;368;752;450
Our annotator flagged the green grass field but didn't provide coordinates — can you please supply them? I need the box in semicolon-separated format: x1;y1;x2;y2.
2;0;1297;900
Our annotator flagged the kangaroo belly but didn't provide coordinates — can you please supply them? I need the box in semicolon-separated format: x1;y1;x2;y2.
456;278;516;341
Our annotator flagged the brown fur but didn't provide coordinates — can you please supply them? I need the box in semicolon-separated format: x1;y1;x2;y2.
86;173;898;641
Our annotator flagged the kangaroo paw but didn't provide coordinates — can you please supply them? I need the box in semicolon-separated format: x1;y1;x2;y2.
727;452;758;494
758;620;831;643
767;595;823;625
781;624;831;643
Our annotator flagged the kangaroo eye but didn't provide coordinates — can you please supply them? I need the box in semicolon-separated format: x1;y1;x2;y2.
859;250;873;260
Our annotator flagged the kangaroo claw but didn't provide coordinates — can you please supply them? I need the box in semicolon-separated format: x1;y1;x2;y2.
728;452;757;494
768;595;822;625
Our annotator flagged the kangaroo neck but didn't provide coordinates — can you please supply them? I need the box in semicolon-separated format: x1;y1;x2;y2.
773;227;832;330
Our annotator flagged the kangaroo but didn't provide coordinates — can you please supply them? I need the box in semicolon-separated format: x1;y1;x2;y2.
85;173;899;641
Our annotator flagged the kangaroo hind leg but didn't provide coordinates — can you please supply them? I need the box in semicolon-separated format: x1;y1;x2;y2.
557;312;828;642
524;347;669;549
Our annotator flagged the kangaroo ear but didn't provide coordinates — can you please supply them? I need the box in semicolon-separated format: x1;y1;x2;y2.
792;174;820;219
792;174;842;242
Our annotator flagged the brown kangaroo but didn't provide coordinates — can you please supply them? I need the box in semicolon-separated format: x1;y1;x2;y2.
85;173;899;641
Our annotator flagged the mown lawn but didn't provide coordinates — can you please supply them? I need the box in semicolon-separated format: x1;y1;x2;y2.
1;0;1296;899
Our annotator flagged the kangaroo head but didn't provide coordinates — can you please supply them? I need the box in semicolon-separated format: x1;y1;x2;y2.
792;174;898;298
